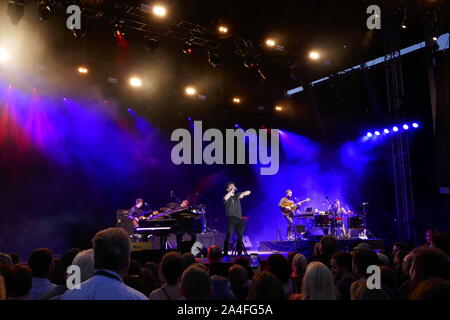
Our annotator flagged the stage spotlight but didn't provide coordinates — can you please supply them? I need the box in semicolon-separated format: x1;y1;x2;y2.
152;5;167;17
218;25;229;35
208;50;220;68
374;131;381;136
182;42;193;54
145;37;159;52
38;0;53;21
7;0;24;25
432;36;437;41
265;39;276;48
392;126;399;132
309;51;320;60
234;124;239;128
185;86;197;96
77;66;88;74
383;128;390;134
243;53;258;69
232;97;241;104
0;48;10;63
412;122;419;128
403;124;409;130
129;77;142;88
112;18;125;36
366;132;373;138
275;105;283;112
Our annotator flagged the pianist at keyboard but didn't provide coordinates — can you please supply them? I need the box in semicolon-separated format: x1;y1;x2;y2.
128;198;153;228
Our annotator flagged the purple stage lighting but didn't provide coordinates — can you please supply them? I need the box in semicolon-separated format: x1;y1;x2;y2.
366;132;373;138
127;108;132;113
374;131;380;136
187;117;192;121
403;124;409;130
392;126;399;132
234;123;239;128
412;122;419;128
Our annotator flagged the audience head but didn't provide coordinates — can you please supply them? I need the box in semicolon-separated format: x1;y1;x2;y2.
330;252;353;282
394;250;408;266
123;275;146;295
292;253;307;275
402;253;415;277
228;264;248;287
0;264;17;299
0;275;5;300
248;271;285;300
313;242;321;256
209;275;235;300
28;248;54;278
287;251;297;266
410;248;450;282
425;228;437;246
376;252;391;267
352;248;379;279
207;246;222;263
181;253;196;268
50;248;81;285
92;227;131;277
0;253;12;266
11;264;32;299
393;242;409;255
431;232;450;257
160;251;184;285
302;261;337;300
409;278;450;300
128;259;141;276
266;253;291;283
319;235;337;256
72;249;95;282
180;263;211;300
380;266;398;291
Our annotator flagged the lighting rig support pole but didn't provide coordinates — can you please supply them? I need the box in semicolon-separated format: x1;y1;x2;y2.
384;32;417;243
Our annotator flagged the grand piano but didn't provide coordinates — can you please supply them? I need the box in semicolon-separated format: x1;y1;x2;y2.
133;206;204;250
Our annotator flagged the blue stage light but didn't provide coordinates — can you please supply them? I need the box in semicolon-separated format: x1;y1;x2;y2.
403;124;409;130
383;128;390;134
234;123;239;128
374;131;380;136
392;126;399;132
366;132;373;138
412;122;419;128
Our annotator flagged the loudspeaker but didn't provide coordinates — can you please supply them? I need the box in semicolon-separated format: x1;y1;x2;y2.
117;210;133;235
196;233;226;250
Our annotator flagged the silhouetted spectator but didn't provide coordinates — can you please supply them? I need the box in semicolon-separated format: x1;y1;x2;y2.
266;254;294;298
380;266;399;294
431;232;450;257
228;264;250;300
207;246;228;277
393;250;409;285
209;275;236;300
181;252;196;268
123;275;146;295
425;227;437;247
233;256;254;280
248;271;285;300
9;253;21;265
0;274;5;300
144;262;161;288
301;261;338;300
61;227;148;300
309;235;337;268
410;248;450;286
291;253;307;293
287;251;297;269
10;264;32;300
0;264;18;299
128;259;141;276
0;253;12;266
27;248;56;300
180;263;211;300
72;249;95;283
409;278;450;300
393;242;409;256
141;268;159;296
331;252;355;300
42;248;81;300
149;251;184;300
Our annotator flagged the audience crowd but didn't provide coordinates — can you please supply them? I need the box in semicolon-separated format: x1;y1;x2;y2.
0;227;449;300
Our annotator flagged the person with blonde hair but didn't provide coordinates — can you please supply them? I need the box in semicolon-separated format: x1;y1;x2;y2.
301;261;338;300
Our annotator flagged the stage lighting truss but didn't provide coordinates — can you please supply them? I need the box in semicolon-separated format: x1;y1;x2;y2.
364;122;420;140
166;21;219;49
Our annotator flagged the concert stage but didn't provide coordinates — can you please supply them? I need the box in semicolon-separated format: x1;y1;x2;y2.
258;239;385;257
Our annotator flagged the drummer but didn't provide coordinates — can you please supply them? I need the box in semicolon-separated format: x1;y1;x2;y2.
329;199;351;237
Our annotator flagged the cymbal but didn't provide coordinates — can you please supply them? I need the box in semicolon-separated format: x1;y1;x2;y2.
166;202;178;209
159;207;171;212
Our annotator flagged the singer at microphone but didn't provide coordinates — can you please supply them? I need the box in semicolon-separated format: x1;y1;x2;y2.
223;181;251;256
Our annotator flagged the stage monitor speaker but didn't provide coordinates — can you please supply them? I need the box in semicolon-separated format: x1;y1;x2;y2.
117;210;133;235
191;241;207;258
196;233;226;250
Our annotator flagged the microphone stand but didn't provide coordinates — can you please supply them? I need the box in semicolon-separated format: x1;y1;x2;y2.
195;192;213;233
171;191;180;204
325;197;338;238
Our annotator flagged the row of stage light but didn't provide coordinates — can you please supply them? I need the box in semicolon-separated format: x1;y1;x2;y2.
365;122;420;139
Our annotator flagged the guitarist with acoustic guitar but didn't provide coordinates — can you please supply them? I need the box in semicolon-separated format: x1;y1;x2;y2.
278;190;310;240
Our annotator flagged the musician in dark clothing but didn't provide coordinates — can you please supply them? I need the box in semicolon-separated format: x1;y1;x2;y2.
279;190;295;240
129;198;151;228
223;182;251;256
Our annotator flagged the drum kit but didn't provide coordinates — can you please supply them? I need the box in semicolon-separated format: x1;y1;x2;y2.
294;202;369;240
